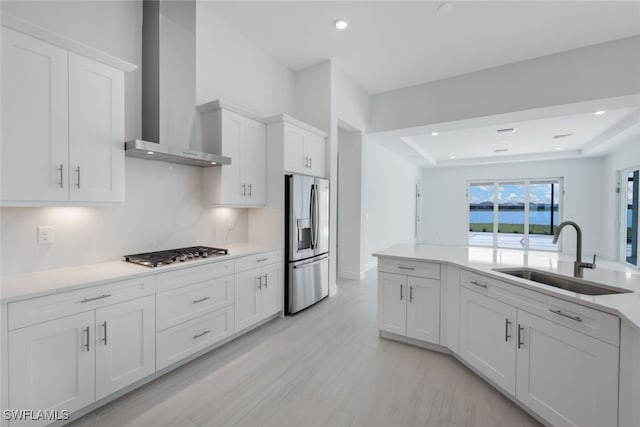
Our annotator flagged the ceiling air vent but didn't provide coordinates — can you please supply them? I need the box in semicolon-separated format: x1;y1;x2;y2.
553;133;573;139
494;148;509;153
496;127;516;134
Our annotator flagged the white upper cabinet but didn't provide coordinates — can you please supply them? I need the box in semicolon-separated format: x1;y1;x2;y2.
200;101;266;207
1;26;134;206
268;114;327;178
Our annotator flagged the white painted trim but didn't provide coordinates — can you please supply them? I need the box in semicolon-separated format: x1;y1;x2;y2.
364;260;378;272
264;113;328;137
196;99;266;123
1;14;137;72
338;270;365;281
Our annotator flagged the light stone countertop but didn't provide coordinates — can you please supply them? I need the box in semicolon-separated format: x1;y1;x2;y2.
1;243;283;304
374;244;640;330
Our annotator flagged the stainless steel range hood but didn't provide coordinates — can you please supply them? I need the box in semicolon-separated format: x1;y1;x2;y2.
125;140;229;166
125;0;230;167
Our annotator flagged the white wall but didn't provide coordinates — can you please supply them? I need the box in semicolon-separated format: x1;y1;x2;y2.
196;2;294;117
363;141;421;267
337;128;363;279
370;36;640;133
420;157;606;258
602;138;640;261
1;159;248;275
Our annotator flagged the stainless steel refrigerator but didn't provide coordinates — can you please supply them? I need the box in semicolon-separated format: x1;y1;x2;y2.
285;174;330;314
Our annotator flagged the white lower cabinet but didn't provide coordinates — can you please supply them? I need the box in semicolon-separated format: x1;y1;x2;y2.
459;287;517;395
235;262;282;333
95;295;155;400
516;310;619;427
377;272;440;345
8;312;95;427
459;285;619;427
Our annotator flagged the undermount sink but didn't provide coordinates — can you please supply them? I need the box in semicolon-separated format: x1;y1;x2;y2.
493;267;632;296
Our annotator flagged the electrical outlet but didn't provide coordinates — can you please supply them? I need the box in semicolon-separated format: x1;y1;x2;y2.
37;226;54;245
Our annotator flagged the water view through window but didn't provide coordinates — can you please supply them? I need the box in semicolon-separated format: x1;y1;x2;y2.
469;180;560;250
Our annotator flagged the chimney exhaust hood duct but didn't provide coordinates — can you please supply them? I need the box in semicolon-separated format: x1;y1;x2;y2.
125;0;230;167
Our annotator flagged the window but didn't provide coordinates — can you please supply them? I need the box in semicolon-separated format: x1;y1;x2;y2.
623;169;639;267
468;179;562;251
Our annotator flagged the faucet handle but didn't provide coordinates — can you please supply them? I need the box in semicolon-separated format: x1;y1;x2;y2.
592;253;597;268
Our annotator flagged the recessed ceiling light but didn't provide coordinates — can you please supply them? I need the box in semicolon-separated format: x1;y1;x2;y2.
593;110;607;116
437;2;453;13
210;162;217;165
334;19;349;30
449;155;456;159
431;132;439;136
555;146;563;151
147;151;154;155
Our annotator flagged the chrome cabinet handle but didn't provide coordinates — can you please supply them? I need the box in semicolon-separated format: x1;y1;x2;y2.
248;184;252;197
549;309;582;322
309;157;312;168
304;156;309;167
470;280;488;289
397;266;415;271
505;319;511;342
518;324;524;349
257;275;262;289
400;284;403;300
263;274;268;288
193;330;210;339
58;164;64;188
241;183;246;196
102;321;108;345
193;296;211;304
80;293;111;303
84;326;90;351
75;166;81;188
256;258;268;262
409;286;413;302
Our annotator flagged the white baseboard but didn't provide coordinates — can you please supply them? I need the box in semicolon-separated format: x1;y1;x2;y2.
364;260;377;272
338;270;365;280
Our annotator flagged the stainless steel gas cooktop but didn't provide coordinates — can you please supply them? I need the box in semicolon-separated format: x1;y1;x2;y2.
123;246;229;268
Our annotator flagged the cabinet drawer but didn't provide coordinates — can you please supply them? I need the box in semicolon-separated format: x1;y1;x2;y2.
378;258;440;280
461;270;620;346
235;250;283;272
8;275;155;330
156;306;234;371
156;275;234;331
156;260;234;292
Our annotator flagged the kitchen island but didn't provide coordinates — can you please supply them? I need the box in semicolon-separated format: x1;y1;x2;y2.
374;244;640;427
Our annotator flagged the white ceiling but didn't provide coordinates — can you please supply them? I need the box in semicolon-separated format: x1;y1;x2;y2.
205;1;640;94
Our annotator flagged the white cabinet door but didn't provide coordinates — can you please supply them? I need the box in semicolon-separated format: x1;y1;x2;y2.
283;124;306;174
244;118;266;206
305;132;326;178
460;287;517;395
1;27;69;203
260;263;282;319
95;296;155;400
68;53;125;202
516;311;619;427
8;312;95;426
235;267;262;332
406;276;440;344
378;272;407;336
221;110;245;205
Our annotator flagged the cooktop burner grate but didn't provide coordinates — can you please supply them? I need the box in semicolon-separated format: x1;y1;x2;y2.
123;246;229;267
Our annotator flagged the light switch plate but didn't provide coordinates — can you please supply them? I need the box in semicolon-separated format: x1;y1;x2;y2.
37;226;54;245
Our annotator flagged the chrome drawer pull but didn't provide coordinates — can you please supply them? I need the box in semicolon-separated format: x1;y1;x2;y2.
505;319;511;342
518;324;524;349
397;266;415;270
549;309;582;322
470;280;488;289
193;330;211;339
102;321;108;345
80;293;112;303
193;296;211;304
256;258;268;262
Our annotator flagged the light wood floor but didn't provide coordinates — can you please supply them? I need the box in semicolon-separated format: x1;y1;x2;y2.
71;272;541;427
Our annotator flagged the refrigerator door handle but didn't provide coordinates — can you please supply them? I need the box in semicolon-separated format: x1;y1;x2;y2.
310;184;317;249
314;183;320;251
292;254;329;269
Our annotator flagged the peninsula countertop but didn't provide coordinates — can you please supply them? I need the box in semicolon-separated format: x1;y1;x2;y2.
374;244;640;330
1;243;282;303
